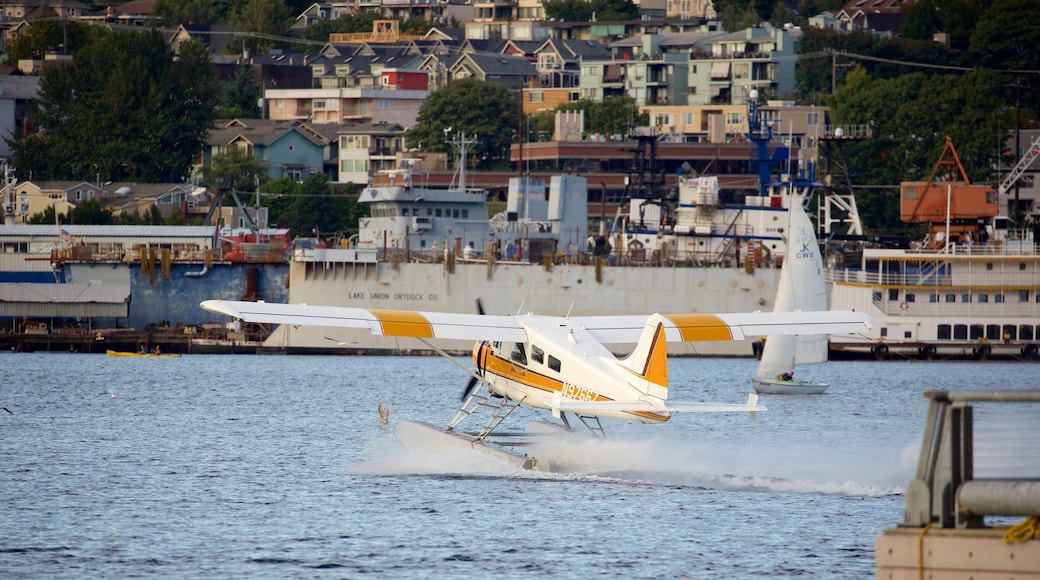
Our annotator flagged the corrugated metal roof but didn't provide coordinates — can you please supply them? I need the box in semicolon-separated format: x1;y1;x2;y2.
0;282;131;303
0;225;217;239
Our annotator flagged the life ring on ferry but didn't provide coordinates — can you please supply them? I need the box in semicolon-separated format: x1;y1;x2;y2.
899;301;909;311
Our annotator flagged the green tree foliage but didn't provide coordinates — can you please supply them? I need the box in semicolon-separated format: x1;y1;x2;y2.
969;0;1040;113
154;0;226;27
201;147;269;191
219;68;262;118
543;0;637;21
28;199;114;225
9;31;218;183
406;78;519;170
794;27;968;102
827;68;1006;234
557;96;648;138
4;18;95;62
228;0;293;55
543;0;593;22
300;13;384;42
525;111;556;142
714;0;764;31
269;174;365;238
902;0;984;47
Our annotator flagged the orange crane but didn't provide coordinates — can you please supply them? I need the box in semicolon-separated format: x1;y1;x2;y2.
900;136;998;249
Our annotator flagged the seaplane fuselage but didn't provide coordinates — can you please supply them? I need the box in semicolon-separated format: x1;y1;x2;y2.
472;317;671;423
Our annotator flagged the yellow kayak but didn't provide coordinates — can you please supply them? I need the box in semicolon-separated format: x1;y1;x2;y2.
106;350;181;358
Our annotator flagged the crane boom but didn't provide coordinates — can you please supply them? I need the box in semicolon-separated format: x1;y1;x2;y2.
998;134;1040;197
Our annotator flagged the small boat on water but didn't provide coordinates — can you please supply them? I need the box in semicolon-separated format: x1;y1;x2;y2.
752;200;830;395
106;349;181;358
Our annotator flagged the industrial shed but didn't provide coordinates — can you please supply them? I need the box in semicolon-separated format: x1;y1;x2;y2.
0;282;130;328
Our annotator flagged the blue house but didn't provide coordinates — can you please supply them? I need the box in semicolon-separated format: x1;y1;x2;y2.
200;119;331;182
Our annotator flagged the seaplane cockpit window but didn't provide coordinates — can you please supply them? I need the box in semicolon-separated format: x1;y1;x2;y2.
531;345;544;364
510;343;528;365
548;355;561;372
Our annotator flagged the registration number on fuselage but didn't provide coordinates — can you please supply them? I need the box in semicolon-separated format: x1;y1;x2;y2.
561;382;596;401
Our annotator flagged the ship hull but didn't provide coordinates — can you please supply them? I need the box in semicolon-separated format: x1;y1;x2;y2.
264;256;781;356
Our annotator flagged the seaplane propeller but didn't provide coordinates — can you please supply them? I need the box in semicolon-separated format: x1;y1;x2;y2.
461;376;479;402
460;298;487;401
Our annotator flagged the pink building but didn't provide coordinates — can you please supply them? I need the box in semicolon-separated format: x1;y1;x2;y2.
264;87;428;127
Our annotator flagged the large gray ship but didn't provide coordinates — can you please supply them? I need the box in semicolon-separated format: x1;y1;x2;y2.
258;100;821;356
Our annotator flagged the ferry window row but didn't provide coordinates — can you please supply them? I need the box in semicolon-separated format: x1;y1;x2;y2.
881;324;1038;341
888;290;1038;304
936;324;1038;342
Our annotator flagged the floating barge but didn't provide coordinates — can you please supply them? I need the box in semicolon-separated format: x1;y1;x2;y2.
875;390;1040;578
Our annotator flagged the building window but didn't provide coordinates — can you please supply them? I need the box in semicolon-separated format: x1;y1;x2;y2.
929;293;938;303
1021;290;1031;302
962;294;972;303
979;294;989;303
286;168;303;181
530;92;544;103
995;294;1005;303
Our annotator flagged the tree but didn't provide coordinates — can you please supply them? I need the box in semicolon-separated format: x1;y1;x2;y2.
300;13;384;42
543;0;593;22
201;147;269;191
4;18;95;62
828;68;1006;234
228;0;293;55
969;0;1040;113
406;78;519;170
557;96;648;138
154;0;226;27
219;68;262;118
8;31;219;183
272;174;365;238
715;1;763;31
544;0;637;21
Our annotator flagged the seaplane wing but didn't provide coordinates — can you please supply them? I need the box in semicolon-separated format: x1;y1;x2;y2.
202;299;871;345
199;299;527;342
571;311;873;344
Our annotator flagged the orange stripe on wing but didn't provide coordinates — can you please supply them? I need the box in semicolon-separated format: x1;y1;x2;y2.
368;309;434;338
662;314;734;341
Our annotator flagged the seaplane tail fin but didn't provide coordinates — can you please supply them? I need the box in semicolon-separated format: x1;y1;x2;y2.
616;314;669;399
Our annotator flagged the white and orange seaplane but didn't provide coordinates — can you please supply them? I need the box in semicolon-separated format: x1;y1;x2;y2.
200;299;872;469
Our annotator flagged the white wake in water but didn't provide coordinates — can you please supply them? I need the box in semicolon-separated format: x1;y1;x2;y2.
346;423;917;496
525;432;916;497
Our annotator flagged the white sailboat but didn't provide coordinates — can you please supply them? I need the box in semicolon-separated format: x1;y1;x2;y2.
751;201;830;394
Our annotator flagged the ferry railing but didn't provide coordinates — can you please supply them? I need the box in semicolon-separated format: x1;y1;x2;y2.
904;390;1040;529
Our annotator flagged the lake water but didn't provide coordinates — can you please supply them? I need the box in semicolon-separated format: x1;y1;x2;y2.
2;353;1037;578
